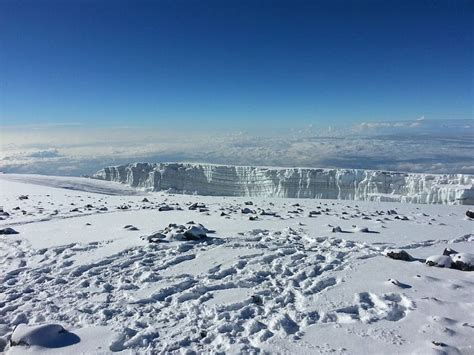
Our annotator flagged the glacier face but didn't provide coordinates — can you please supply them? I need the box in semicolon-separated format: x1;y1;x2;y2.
93;163;474;205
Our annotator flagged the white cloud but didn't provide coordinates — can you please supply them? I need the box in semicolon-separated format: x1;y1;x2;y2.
1;119;472;176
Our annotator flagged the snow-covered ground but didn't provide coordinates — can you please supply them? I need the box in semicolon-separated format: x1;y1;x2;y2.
0;174;473;354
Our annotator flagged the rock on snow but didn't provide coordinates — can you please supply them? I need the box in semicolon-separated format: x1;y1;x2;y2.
425;255;453;268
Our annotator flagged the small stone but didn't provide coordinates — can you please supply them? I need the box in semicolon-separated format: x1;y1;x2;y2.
426;255;452;268
450;253;474;271
251;295;263;305
442;248;458;256
147;232;167;243
189;202;206;210
385;250;413;261
183;226;207;240
0;227;19;235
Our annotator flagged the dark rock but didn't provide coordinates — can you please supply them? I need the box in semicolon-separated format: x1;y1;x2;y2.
147;232;167;243
18;195;29;200
450;253;474;271
466;210;474;218
385;250;413;261
443;248;458;256
0;227;19;235
259;210;276;216
142;198;150;203
189;202;206;210
251;295;263;305
183;226;207;240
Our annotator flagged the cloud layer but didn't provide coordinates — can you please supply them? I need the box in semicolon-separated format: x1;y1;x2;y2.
1;119;473;176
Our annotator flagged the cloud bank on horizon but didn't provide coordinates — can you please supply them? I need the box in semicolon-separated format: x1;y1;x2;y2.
1;118;472;176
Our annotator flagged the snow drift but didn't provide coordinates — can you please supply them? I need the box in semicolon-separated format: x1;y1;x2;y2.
93;163;474;205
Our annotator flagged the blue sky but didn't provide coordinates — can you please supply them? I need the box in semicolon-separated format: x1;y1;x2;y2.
1;0;472;128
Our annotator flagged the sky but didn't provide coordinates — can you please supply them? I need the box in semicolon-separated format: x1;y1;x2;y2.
0;1;473;176
1;0;473;129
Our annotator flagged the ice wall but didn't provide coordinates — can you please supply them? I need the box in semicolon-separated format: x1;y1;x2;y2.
93;162;474;205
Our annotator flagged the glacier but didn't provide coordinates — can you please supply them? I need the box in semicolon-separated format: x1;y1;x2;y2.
93;163;474;205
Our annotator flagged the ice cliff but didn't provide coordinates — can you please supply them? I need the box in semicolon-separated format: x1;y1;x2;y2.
93;163;474;205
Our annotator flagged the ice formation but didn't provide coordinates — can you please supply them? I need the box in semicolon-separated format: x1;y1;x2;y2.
93;163;474;205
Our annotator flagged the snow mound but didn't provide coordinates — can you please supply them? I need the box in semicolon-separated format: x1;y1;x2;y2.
10;323;80;348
